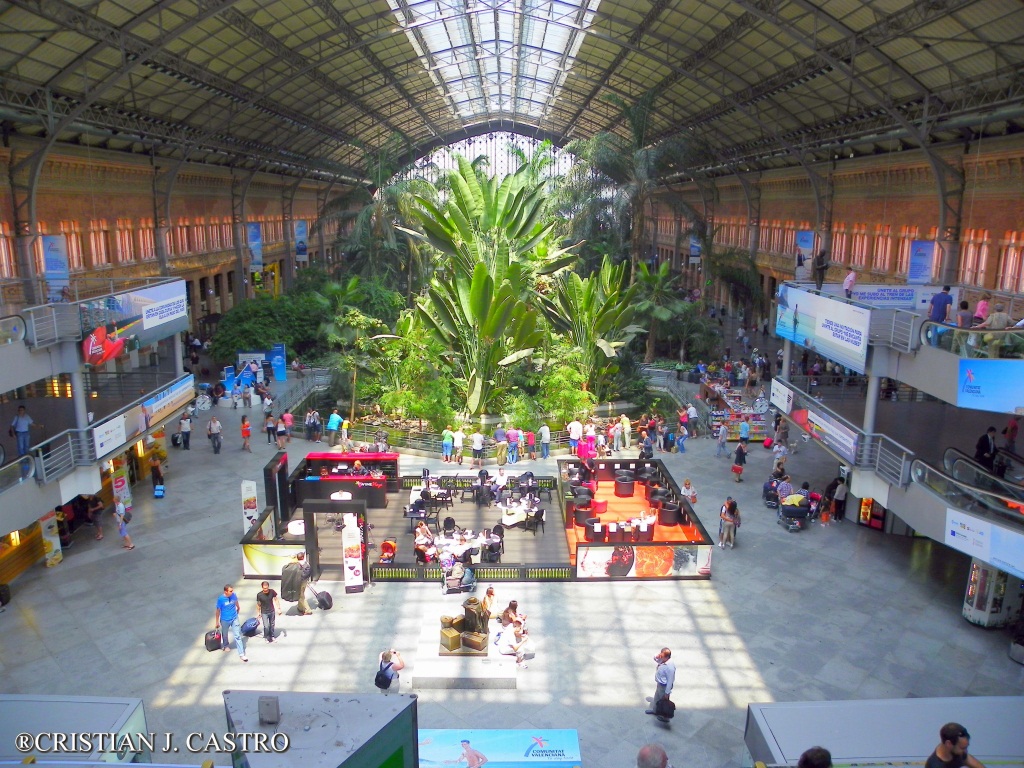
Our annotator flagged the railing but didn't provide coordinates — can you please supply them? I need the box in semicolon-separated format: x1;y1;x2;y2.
274;368;333;415
869;307;920;352
942;447;1024;501
0;454;36;493
920;320;1024;359
35;430;96;484
0;313;26;345
23;302;82;348
911;459;1024;528
859;433;914;487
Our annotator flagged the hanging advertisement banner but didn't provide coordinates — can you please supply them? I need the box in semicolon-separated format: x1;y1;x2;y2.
795;230;815;262
957;359;1024;415
80;281;188;367
341;511;364;593
908;240;936;284
945;508;1024;581
241;480;260;534
247;222;263;271
111;457;133;511
270;343;287;382
39;509;64;567
775;283;871;373
688;235;702;265
770;378;795;415
93;375;195;459
418;730;582;768
42;235;71;304
294;221;308;263
575;543;708;578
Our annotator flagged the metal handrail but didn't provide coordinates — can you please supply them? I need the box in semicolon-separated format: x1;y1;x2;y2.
920;319;1024;358
869;307;919;352
942;447;1024;500
0;313;26;345
0;454;36;493
911;458;1024;528
859;433;915;487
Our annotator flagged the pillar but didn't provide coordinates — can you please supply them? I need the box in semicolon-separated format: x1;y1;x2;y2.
70;369;90;431
862;374;881;434
781;340;793;382
173;333;185;377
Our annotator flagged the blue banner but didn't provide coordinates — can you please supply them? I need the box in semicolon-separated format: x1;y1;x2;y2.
795;230;815;262
247;222;263;270
688;234;702;264
222;365;236;393
958;359;1024;414
42;235;70;303
418;730;581;768
775;283;871;374
270;342;287;382
294;220;308;263
908;240;935;284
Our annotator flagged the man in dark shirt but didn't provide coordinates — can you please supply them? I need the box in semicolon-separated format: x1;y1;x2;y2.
925;723;985;768
255;582;281;643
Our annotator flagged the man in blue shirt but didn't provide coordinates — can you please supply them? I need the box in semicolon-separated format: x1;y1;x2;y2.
928;285;953;346
325;408;342;447
215;584;247;662
645;647;675;718
738;416;751;444
10;405;41;457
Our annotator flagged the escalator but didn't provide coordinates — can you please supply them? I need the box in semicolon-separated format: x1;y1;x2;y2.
942;447;1024;501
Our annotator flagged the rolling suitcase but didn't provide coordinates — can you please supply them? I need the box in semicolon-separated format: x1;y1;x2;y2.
763;437;773;449
310;585;332;610
280;562;302;602
204;630;221;652
154;484;165;498
241;617;260;637
171;432;182;448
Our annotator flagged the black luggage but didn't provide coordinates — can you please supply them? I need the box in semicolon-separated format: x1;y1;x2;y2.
171;432;182;448
0;583;10;606
655;698;676;722
310;585;332;610
280;562;303;602
204;630;221;652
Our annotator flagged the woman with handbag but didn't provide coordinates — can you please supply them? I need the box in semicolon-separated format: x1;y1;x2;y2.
732;441;747;482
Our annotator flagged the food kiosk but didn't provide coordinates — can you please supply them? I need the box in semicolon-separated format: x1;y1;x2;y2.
702;380;769;441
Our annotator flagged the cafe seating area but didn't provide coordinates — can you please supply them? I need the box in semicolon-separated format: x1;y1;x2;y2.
561;463;706;567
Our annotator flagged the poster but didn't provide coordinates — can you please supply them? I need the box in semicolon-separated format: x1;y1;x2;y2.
93;414;127;458
795;230;815;270
93;375;195;459
575;544;711;579
42;235;71;304
418;730;581;768
908;240;935;284
111;457;133;512
341;511;364;593
294;221;308;263
775;283;871;373
787;403;859;465
80;281;189;366
241;480;260;535
688;235;702;265
770;378;795;415
270;343;287;382
247;223;263;271
945;508;1024;580
39;510;64;567
957;359;1024;414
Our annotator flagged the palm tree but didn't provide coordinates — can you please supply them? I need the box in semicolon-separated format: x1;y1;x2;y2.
562;91;706;282
672;303;722;364
538;257;644;400
705;244;765;324
635;261;688;363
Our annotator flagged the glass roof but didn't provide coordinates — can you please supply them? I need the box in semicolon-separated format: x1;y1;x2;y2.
388;0;601;124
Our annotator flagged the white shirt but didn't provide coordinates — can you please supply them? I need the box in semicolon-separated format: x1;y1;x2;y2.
179;417;192;433
567;421;583;440
471;432;484;450
843;271;856;290
687;405;698;420
584;423;596;437
453;430;465;448
539;425;550;443
208;419;223;434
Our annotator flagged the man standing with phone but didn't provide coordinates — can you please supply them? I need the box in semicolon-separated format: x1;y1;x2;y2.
645;647;675;718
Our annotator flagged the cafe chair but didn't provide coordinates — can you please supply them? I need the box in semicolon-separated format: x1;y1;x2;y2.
414;547;435;566
525;509;545;536
492;524;505;554
592;499;609;516
442;516;460;538
437;489;454;510
424;504;441;533
482;541;502;563
584;517;601;542
537;483;553;501
606;522;622;542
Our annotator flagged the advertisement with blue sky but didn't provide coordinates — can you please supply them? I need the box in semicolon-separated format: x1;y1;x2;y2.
957;359;1024;415
775;284;871;373
418;730;581;768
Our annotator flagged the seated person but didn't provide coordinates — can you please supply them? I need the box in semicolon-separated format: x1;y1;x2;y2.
497;620;530;668
500;600;526;628
413;522;436;560
352;459;365;474
579;456;597;483
631;510;657;527
775;475;794;499
797;481;811;499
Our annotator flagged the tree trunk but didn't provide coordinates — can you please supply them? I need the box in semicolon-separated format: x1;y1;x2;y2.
644;318;659;363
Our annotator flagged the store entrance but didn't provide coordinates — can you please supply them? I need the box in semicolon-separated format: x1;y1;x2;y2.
308;510;345;581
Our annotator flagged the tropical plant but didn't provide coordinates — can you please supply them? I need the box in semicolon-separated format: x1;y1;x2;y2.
704;244;765;322
536;353;597;427
671;303;722;363
635;261;688;363
538;257;644;400
208;294;328;364
562;90;707;282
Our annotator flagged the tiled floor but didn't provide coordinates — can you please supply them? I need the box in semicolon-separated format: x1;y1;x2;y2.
1;398;1023;768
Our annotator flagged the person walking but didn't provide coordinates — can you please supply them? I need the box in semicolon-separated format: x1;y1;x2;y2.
719;499;739;548
149;453;164;490
715;422;729;458
539;422;551;459
341;415;350;443
843;265;857;298
644;647;675;717
275;416;288;450
636;744;669;768
813;249;829;291
732;441;748;482
87;494;104;540
177;412;192;450
264;413;276;445
207;415;224;454
114;499;134;550
241;383;252;409
325;409;341;447
240;415;252;452
832;477;849;521
376;649;405;694
620;413;632;449
215;584;248;662
255;581;281;643
281;409;294;443
507;425;520;464
9;405;42;457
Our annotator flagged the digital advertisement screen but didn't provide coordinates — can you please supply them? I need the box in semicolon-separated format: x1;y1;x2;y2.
775;284;871;374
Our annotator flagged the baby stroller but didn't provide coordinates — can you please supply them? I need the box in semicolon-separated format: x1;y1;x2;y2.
378;538;397;564
762;477;780;509
777;497;812;532
807;489;823;521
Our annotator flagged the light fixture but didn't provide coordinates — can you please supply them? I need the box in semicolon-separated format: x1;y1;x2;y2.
135;440;146;458
10;530;21;546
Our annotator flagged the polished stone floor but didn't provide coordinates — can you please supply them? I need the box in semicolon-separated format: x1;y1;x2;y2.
1;403;1023;768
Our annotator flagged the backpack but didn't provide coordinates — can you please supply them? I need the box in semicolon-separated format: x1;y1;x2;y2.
374;662;393;689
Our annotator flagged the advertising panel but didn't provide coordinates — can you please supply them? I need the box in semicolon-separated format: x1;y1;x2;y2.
270;342;287;382
39;509;64;567
775;283;871;373
294;220;308;263
688;235;702;265
787;402;859;465
241;480;260;535
575;544;711;579
112;457;133;512
795;230;815;261
945;508;1024;580
418;730;581;768
957;359;1024;415
908;240;936;284
42;235;70;303
94;375;195;460
237;352;266;385
80;281;189;367
816;282;956;311
247;223;263;271
770;378;795;415
341;511;365;592
92;414;127;458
